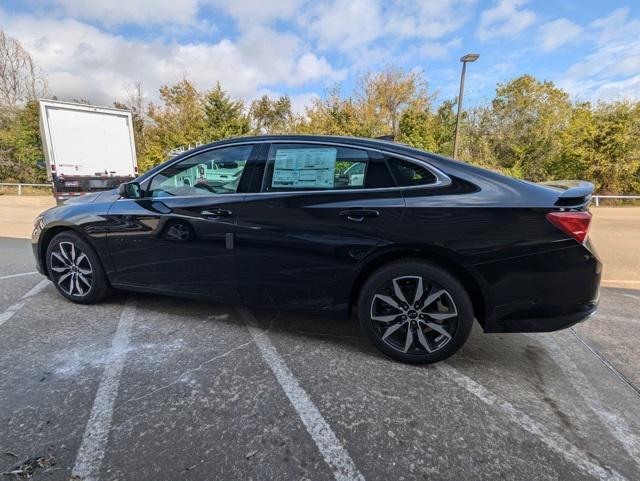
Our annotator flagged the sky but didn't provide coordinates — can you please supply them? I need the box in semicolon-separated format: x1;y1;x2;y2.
1;0;639;112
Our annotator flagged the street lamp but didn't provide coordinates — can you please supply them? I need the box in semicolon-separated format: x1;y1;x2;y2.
453;53;479;160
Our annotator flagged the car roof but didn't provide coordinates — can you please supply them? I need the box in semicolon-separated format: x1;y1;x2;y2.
138;134;521;191
137;135;421;181
206;134;408;150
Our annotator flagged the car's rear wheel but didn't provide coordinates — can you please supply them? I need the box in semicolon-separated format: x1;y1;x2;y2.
358;260;473;364
46;231;111;304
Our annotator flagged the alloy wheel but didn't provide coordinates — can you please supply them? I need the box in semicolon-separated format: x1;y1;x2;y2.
370;275;458;355
50;241;93;297
165;223;191;241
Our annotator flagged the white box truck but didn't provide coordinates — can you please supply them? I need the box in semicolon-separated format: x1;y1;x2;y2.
39;99;138;203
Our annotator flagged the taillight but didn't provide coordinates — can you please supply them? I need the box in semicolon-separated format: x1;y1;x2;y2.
546;211;592;243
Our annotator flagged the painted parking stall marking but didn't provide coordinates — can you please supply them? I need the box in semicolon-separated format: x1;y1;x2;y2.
436;362;630;481
0;271;38;280
238;306;365;481
540;333;640;463
0;278;49;327
72;297;137;481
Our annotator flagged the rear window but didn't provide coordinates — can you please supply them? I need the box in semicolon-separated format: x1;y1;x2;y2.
387;158;437;186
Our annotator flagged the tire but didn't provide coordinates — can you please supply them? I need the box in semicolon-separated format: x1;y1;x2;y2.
358;260;473;364
46;231;111;304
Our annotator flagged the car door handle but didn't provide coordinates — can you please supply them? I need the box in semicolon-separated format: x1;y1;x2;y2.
201;208;232;218
339;209;380;222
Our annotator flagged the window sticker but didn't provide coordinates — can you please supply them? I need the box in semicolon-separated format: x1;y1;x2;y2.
272;148;337;189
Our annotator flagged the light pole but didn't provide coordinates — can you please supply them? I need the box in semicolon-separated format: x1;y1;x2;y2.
453;53;479;160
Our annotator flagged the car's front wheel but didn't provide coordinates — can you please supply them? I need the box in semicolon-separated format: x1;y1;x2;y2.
46;231;111;304
358;260;474;364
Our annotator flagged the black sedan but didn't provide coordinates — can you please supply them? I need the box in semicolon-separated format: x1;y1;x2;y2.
32;135;601;363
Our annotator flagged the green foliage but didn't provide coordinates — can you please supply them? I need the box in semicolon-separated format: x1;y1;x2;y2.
250;95;294;134
398;103;437;151
0;100;45;182
1;70;639;194
469;75;572;180
204;82;250;140
297;88;372;137
139;79;209;171
139;79;252;171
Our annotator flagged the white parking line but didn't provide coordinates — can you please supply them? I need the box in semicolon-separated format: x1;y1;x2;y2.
238;306;365;481
437;363;629;481
0;271;38;280
541;333;640;463
622;292;640;301
0;278;49;327
72;298;137;481
594;313;639;324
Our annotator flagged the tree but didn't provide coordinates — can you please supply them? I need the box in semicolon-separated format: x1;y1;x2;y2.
0;99;45;182
478;75;572;179
556;101;640;194
0;30;47;109
398;101;437;151
250;95;293;134
139;79;209;170
359;67;428;138
297;87;369;136
114;82;146;163
204;82;250;140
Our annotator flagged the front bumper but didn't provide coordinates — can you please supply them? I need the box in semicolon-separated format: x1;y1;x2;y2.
31;217;47;276
476;239;601;333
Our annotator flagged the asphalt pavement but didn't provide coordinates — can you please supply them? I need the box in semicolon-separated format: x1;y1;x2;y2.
1;236;639;481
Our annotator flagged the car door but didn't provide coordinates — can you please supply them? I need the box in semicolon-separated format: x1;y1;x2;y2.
106;143;257;299
236;142;406;312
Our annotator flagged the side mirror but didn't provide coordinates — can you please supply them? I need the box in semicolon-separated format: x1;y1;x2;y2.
117;182;141;199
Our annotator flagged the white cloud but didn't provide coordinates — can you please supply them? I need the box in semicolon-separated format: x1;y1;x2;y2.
292;53;346;85
476;0;536;41
559;8;640;101
51;0;200;26
209;0;303;24
537;18;581;52
0;9;345;107
592;74;640;101
420;38;463;60
387;0;476;40
289;92;320;114
305;0;475;59
307;0;384;53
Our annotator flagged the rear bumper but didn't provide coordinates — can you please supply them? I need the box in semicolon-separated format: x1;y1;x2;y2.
483;300;598;333
476;239;601;333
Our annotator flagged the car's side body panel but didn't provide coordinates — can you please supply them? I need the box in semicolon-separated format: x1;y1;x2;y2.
32;191;119;278
32;135;602;334
236;189;405;312
104;194;244;300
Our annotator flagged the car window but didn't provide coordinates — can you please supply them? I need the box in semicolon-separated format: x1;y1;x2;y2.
263;144;379;192
148;145;253;197
387;157;437;186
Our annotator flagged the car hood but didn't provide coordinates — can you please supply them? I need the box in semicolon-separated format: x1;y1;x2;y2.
64;189;119;205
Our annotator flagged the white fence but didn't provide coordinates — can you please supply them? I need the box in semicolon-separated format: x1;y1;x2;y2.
0;182;52;195
593;195;640;206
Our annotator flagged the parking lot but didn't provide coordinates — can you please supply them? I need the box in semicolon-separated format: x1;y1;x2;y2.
1;197;639;480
